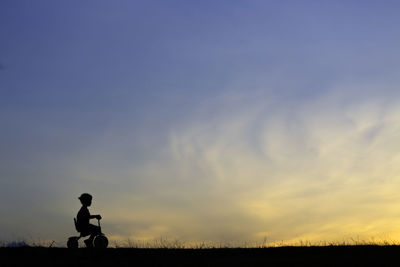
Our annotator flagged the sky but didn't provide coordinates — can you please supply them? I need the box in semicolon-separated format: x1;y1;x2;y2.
2;0;400;246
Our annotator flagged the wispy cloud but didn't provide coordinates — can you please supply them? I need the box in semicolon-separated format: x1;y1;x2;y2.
75;81;400;244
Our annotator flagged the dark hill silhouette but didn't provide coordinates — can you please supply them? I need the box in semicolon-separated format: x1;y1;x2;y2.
2;245;400;266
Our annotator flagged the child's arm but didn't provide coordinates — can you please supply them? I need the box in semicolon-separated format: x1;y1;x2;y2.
90;215;102;220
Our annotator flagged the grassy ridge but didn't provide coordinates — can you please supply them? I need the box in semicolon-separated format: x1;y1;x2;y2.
2;246;400;266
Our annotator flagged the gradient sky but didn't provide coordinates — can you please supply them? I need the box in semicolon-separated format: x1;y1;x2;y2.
2;0;400;246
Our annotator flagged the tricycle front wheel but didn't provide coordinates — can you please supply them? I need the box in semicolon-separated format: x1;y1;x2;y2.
93;235;108;248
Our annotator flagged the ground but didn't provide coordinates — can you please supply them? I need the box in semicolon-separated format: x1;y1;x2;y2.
2;246;400;266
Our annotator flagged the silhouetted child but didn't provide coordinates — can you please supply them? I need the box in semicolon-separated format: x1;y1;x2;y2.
76;193;102;247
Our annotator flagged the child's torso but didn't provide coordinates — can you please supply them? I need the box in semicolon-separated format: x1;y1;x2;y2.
77;206;90;225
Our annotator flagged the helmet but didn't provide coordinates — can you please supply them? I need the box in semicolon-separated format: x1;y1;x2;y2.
78;193;92;202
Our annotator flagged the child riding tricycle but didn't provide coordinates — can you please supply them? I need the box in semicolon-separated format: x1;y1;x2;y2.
67;193;108;248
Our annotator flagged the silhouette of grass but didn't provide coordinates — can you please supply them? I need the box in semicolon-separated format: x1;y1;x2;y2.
2;236;399;249
3;236;399;249
2;237;400;266
2;244;400;266
107;236;400;249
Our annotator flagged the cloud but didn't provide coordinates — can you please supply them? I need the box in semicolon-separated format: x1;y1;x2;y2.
4;79;400;245
102;82;400;244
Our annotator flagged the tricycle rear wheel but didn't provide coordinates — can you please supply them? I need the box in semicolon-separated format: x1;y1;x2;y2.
67;237;79;249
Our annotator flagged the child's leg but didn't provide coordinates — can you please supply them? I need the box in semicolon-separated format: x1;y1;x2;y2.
87;224;101;243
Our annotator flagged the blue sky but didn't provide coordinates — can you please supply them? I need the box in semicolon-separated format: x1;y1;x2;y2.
2;1;400;245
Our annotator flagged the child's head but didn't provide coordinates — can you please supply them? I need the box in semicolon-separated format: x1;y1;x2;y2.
79;193;92;206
